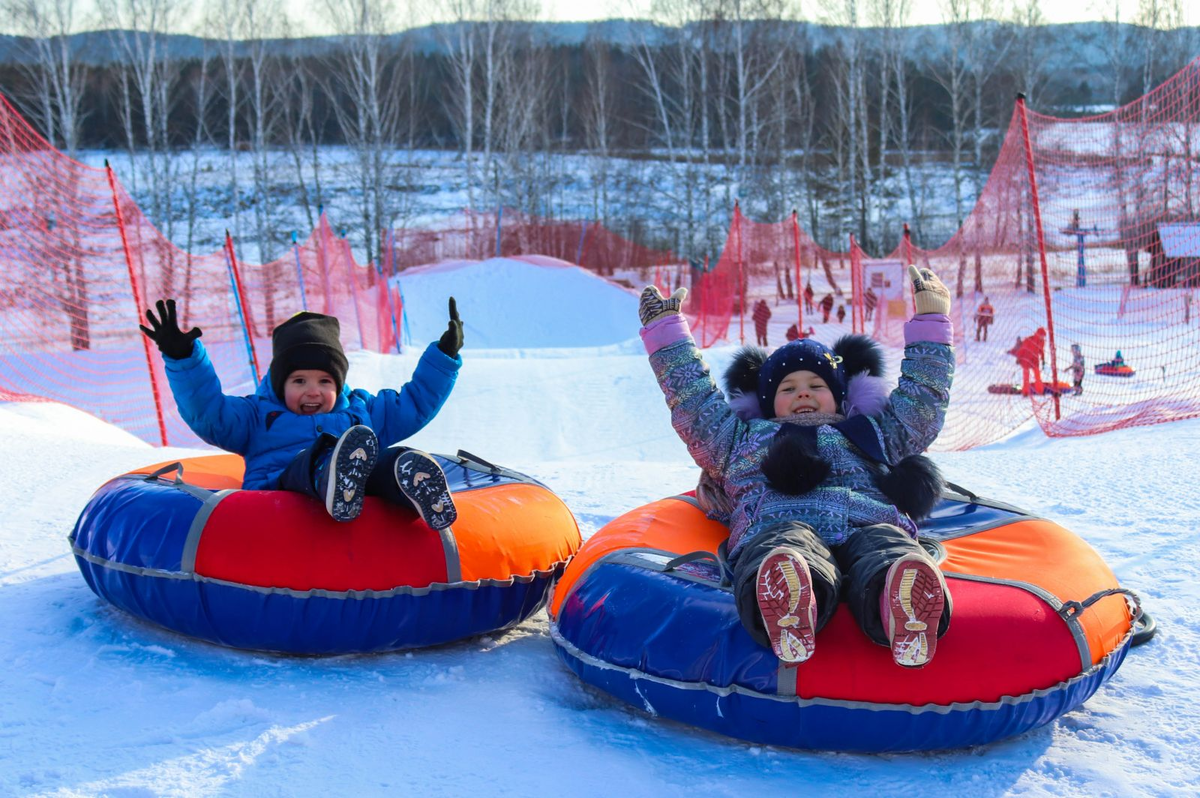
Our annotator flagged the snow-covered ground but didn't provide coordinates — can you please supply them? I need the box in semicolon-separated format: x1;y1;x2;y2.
2;260;1197;797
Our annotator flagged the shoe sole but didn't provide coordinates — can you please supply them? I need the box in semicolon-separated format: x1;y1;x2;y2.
884;554;946;669
324;426;379;522
756;548;816;664
394;450;457;530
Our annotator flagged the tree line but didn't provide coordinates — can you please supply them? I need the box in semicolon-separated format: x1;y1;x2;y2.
2;0;1197;266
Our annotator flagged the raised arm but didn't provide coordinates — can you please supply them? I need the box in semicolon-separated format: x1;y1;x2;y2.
369;297;462;442
640;286;750;478
140;300;257;454
874;267;956;461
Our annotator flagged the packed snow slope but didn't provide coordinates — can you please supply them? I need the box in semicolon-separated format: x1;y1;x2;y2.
1;262;1197;796
392;257;641;349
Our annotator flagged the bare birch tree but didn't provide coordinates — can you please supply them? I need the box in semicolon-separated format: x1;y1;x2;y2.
582;27;614;227
210;0;246;248
322;0;405;266
280;54;328;233
437;1;480;211
3;0;87;156
100;0;185;295
243;0;287;265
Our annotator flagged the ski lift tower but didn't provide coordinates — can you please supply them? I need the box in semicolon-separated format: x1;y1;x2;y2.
1060;209;1101;288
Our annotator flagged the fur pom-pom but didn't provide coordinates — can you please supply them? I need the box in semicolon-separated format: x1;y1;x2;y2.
875;455;945;520
762;430;830;495
843;373;889;418
723;346;768;396
833;334;885;379
728;389;764;421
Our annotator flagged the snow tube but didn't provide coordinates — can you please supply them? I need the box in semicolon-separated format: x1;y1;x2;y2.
1094;363;1135;377
549;489;1140;752
71;451;580;654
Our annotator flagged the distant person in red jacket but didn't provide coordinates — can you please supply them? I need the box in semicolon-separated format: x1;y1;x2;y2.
836;304;846;324
1015;327;1047;395
819;293;834;323
864;286;877;321
803;282;815;314
752;298;772;346
975;297;995;342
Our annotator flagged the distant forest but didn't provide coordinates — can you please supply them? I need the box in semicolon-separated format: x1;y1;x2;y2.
2;4;1198;260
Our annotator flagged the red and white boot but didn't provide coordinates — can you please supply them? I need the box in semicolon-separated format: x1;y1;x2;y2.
756;547;818;664
881;553;946;669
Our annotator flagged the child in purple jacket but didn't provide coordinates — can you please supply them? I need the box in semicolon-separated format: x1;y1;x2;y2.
638;266;955;668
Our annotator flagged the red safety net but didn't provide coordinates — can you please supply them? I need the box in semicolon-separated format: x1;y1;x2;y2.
688;203;854;349
0;92;388;447
698;57;1200;450
384;209;675;280
6;51;1200;452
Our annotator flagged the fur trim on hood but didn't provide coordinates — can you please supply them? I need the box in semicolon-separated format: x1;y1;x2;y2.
723;335;889;421
721;336;943;517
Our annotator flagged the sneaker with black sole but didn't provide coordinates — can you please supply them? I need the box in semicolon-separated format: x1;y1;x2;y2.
320;425;379;522
756;546;818;664
881;553;947;668
394;449;457;530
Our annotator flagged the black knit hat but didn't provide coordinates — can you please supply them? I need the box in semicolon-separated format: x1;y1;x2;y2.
269;312;348;400
756;338;846;418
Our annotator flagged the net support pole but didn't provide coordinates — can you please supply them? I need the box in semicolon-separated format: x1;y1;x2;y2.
736;201;745;345
383;228;401;353
849;236;861;335
318;214;333;314
224;230;261;384
106;160;168;447
904;224;917;315
791;210;803;333
575;221;590;266
291;231;308;311
1017;94;1062;421
495;205;503;257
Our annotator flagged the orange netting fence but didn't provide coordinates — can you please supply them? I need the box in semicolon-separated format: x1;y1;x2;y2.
696;60;1200;450
5;52;1200;451
0;92;395;447
384;209;675;278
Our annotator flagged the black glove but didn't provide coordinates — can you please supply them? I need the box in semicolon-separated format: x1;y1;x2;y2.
139;299;202;360
437;297;464;357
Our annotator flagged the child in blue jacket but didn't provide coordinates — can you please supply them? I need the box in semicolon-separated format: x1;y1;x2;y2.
139;298;464;529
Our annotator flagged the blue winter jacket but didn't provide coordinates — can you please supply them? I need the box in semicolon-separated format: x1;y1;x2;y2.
163;339;462;489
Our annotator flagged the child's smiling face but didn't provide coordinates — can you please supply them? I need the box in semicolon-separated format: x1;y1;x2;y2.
773;369;837;417
283;369;338;414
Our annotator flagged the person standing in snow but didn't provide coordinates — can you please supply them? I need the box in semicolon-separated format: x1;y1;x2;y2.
1068;344;1085;395
139;299;464;529
637;265;955;669
864;286;877;322
819;293;835;323
804;282;815;314
975;297;995;342
1014;328;1047;395
836;304;846;325
753;299;772;346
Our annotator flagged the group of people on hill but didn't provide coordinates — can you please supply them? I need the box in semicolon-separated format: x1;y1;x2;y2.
141;259;959;673
755;282;854;347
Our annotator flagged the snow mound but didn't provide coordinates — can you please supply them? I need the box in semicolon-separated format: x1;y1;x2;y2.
392;257;640;349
